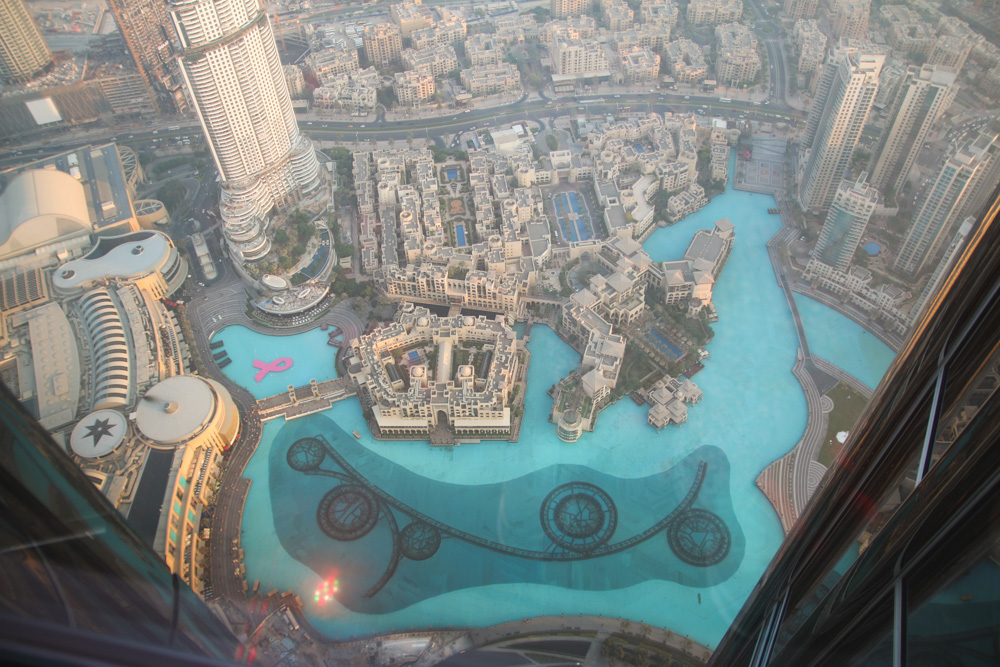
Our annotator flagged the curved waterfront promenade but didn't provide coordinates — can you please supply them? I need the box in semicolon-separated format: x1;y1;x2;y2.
758;225;877;532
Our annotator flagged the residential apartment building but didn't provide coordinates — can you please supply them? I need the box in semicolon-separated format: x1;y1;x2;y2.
834;0;871;41
799;47;883;212
364;23;403;68
620;48;661;84
551;0;589;19
403;44;458;77
308;44;361;83
928;35;972;73
107;0;186;114
895;140;996;276
715;23;760;85
686;0;743;25
461;63;521;94
603;0;635;31
795;20;826;74
641;0;679;27
466;34;503;67
389;1;434;37
393;70;435;105
812;176;879;272
784;0;818;20
663;39;709;84
0;0;52;84
410;16;466;51
550;40;611;77
869;65;958;197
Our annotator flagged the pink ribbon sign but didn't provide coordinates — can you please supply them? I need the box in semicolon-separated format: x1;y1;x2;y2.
252;357;294;382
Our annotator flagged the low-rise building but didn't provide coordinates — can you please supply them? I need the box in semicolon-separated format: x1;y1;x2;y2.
795;20;826;74
390;1;434;37
686;0;743;25
349;304;519;437
620;47;660;84
550;39;611;77
410;16;467;51
461;63;521;94
466;33;504;67
393;70;435;105
602;0;635;31
363;23;403;68
308;44;360;83
667;183;708;221
715;22;760;85
664;39;708;84
403;44;459;77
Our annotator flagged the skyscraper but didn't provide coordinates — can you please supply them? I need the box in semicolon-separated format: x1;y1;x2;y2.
812;175;879;272
869;65;958;198
908;216;974;325
169;0;322;263
894;141;992;276
954;119;1000;224
798;46;882;213
0;0;52;84
106;0;187;115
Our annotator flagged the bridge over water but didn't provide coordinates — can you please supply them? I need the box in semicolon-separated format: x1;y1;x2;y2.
258;377;357;422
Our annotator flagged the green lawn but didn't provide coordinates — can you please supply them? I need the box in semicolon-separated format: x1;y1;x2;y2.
819;383;870;467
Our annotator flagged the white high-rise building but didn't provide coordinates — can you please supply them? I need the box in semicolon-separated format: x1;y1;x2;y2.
169;0;322;263
895;141;996;276
812;176;879;272
0;0;52;84
798;46;883;213
869;65;958;198
909;217;974;325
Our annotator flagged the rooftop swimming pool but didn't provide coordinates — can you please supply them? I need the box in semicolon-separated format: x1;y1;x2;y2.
230;155;897;647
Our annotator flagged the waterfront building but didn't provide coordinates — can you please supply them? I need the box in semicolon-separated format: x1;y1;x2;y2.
802;262;909;336
869;65;957;197
0;0;52;84
647;375;702;429
715;23;760;86
798;46;882;212
349;304;519;438
895;142;993;276
169;0;323;264
106;0;187;114
667;183;708;221
813;176;879;273
363;23;403;68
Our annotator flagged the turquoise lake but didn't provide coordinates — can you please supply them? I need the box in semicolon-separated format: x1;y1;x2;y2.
230;157;898;646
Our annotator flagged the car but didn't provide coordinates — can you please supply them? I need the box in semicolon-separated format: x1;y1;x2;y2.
360;124;365;127
614;95;621;98
307;121;313;125
464;109;471;113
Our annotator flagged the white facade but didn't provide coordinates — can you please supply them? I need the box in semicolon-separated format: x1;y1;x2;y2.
170;0;322;262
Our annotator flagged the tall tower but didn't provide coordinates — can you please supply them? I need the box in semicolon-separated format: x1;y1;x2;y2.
0;0;52;84
798;46;883;213
894;142;991;276
954;119;1000;224
869;65;958;198
812;175;879;272
908;216;974;325
169;0;322;263
106;0;187;115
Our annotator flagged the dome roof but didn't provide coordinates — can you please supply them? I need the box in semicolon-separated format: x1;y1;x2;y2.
0;170;90;260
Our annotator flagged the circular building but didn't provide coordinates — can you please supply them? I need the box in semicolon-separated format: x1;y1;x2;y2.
557;410;583;443
70;409;128;459
135;375;239;451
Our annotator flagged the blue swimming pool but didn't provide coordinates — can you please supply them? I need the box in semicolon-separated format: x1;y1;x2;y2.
209;325;338;399
455;224;466;246
235;152;897;646
864;242;881;256
445;168;458;180
647;329;685;360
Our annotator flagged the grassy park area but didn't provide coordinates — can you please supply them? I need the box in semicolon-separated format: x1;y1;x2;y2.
818;383;870;467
